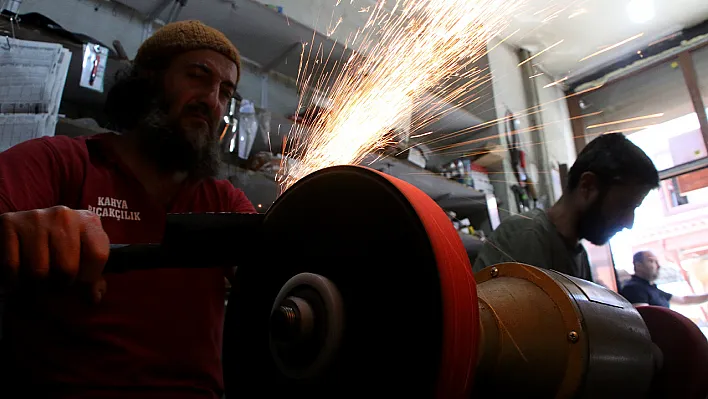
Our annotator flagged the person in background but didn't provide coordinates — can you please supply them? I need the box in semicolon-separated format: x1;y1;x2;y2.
620;251;708;308
473;133;659;281
0;21;255;397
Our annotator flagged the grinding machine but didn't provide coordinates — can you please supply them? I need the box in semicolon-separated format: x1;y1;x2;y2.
106;165;708;398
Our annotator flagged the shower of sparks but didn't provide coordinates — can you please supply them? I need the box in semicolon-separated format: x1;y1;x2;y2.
648;32;680;47
568;8;587;19
542;9;563;23
420;85;604;149
543;76;567;88
278;0;525;191
529;72;544;79
592;124;658;135
517;39;564;67
427;110;604;157
327;17;344;37
410;131;434;139
585;112;664;129
578;33;644;62
533;4;555;16
488;28;521;53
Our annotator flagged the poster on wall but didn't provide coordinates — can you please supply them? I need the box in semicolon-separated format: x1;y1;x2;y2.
80;43;109;93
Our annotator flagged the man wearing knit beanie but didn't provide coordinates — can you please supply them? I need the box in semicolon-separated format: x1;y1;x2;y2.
0;21;255;397
105;19;242;179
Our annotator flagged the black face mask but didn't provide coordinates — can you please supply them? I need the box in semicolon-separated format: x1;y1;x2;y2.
131;89;221;180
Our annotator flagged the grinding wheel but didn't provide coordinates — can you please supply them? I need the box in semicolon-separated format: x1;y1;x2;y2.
223;165;479;398
637;305;708;399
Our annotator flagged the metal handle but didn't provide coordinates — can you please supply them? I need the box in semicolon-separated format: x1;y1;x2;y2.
104;244;163;274
104;212;266;274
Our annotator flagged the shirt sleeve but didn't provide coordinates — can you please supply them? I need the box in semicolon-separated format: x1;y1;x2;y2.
213;179;257;214
473;227;550;272
659;289;673;302
620;284;650;304
0;137;69;214
229;188;257;214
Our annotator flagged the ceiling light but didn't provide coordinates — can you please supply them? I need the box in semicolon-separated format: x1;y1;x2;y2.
627;0;655;24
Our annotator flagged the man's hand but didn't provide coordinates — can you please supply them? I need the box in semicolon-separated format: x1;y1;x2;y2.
0;206;110;303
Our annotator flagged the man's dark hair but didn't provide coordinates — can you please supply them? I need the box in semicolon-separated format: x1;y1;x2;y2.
104;60;169;132
633;251;647;265
567;133;659;191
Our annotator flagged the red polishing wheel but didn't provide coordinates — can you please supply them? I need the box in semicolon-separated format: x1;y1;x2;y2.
637;305;708;399
223;165;479;398
383;168;479;398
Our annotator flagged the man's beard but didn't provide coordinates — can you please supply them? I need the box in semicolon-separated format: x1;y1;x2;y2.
131;95;221;179
577;194;618;246
651;269;660;281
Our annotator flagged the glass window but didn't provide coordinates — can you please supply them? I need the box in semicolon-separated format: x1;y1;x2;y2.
578;60;705;171
626;109;708;171
611;167;708;338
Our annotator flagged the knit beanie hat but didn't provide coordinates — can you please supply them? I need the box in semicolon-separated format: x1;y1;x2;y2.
134;20;241;83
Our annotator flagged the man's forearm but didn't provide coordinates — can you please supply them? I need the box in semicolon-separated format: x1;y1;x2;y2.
672;293;708;305
685;293;708;305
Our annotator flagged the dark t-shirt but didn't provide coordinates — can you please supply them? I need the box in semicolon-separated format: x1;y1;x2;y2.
472;209;593;281
620;275;672;307
0;134;256;398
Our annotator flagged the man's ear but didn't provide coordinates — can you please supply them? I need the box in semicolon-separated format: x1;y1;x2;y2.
576;171;601;206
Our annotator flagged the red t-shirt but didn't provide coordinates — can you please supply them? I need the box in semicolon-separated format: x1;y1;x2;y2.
0;133;256;398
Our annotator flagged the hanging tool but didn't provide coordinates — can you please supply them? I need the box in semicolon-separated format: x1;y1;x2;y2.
505;110;529;211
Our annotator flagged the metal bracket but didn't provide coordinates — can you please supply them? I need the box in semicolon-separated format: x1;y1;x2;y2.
2;0;20;50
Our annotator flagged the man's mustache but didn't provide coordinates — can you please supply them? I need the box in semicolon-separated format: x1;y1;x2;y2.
182;103;215;130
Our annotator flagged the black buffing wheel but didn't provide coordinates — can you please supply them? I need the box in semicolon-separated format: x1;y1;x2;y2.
223;165;478;398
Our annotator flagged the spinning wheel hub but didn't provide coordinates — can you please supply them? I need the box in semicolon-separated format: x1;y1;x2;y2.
269;273;344;380
223;165;478;398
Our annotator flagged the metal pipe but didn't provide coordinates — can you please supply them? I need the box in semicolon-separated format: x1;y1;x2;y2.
518;48;555;207
260;75;269;109
573;34;708;93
